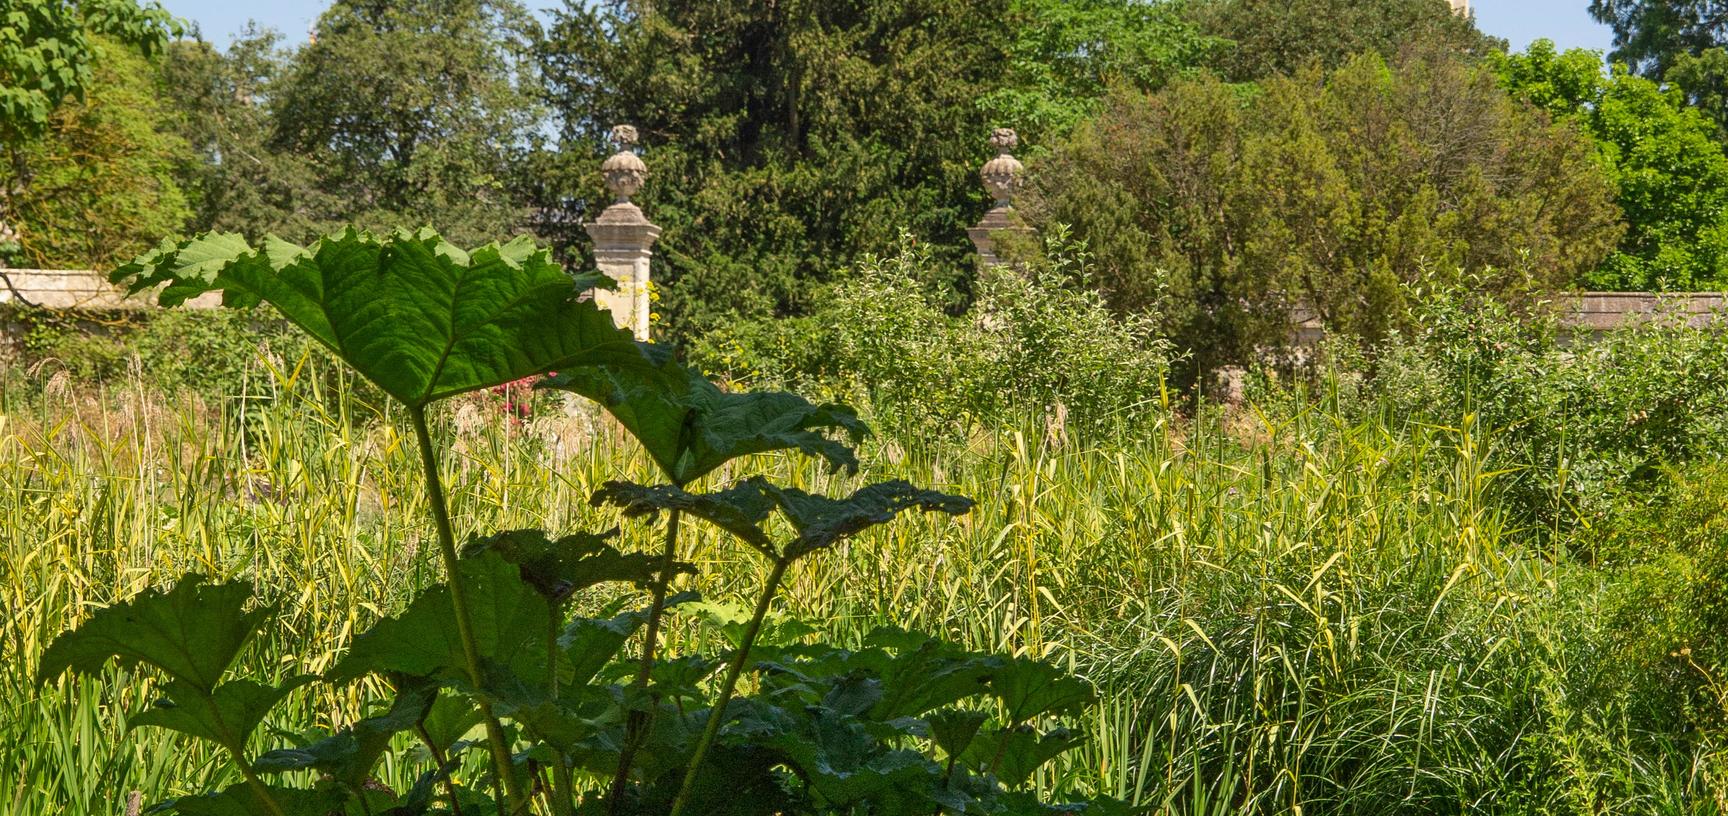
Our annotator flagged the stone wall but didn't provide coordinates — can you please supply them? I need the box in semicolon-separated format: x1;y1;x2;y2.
0;269;220;310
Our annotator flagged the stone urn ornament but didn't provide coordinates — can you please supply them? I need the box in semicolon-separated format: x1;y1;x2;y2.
969;127;1032;267
601;124;648;203
979;127;1025;209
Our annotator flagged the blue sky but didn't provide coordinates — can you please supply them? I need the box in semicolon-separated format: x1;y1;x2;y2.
166;0;1616;56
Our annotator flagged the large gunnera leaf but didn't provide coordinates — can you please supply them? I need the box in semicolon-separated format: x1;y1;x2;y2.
544;357;867;485
36;575;270;693
331;551;547;686
131;676;315;754
113;229;658;408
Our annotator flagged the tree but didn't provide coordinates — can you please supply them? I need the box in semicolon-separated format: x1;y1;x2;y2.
1589;0;1728;78
1190;0;1500;81
0;0;180;263
979;0;1226;146
163;0;545;247
1667;47;1728;135
160;31;342;242
1496;40;1728;290
0;0;179;145
536;0;1016;340
1026;53;1621;377
8;36;194;269
534;0;1229;341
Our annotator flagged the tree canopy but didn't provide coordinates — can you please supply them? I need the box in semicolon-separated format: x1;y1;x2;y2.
1590;0;1728;77
9;36;193;269
162;0;544;247
1192;0;1500;81
0;0;179;145
1496;39;1728;290
1027;52;1621;376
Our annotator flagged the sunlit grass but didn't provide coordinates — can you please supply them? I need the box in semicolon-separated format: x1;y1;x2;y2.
1;356;1720;814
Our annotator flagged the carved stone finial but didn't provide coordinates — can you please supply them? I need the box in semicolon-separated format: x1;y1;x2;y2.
601;124;648;203
980;128;1024;209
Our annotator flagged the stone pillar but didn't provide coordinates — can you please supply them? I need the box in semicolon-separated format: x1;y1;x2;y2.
967;128;1032;267
1448;0;1469;15
586;125;659;341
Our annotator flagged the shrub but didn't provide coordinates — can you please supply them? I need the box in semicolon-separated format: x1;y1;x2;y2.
693;230;1173;440
6;305;300;397
1026;52;1621;378
1363;279;1728;533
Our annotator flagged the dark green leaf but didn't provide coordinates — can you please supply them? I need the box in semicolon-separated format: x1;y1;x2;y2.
161;783;380;816
590;480;778;553
37;575;269;694
543;358;867;485
113;229;660;408
766;481;974;559
961;726;1084;788
990;658;1097;723
331;551;547;685
926;709;989;759
419;693;485;756
560;609;648;688
765;711;941;806
253;680;437;787
468;528;666;603
131;676;314;753
856;630;1002;720
821;675;883;717
593;479;974;562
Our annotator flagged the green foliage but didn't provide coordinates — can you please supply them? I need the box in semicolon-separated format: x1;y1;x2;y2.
1369;280;1728;532
36;575;269;692
1495;40;1728;290
1589;0;1728;77
114;229;650;407
1031;51;1619;377
46;225;1104;815
7;305;298;397
161;0;542;246
693;231;1171;440
979;0;1225;144
20;340;1728;811
1191;0;1501;82
0;0;179;145
536;0;1021;338
543;357;868;486
1668;47;1728;136
7;36;193;269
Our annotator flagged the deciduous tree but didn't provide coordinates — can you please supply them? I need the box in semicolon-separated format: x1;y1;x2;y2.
1496;40;1728;290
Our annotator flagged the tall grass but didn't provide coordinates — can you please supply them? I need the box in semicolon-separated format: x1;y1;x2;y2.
0;358;1720;814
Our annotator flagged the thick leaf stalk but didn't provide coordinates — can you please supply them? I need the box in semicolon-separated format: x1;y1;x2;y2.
669;556;791;816
410;407;529;813
606;509;684;814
